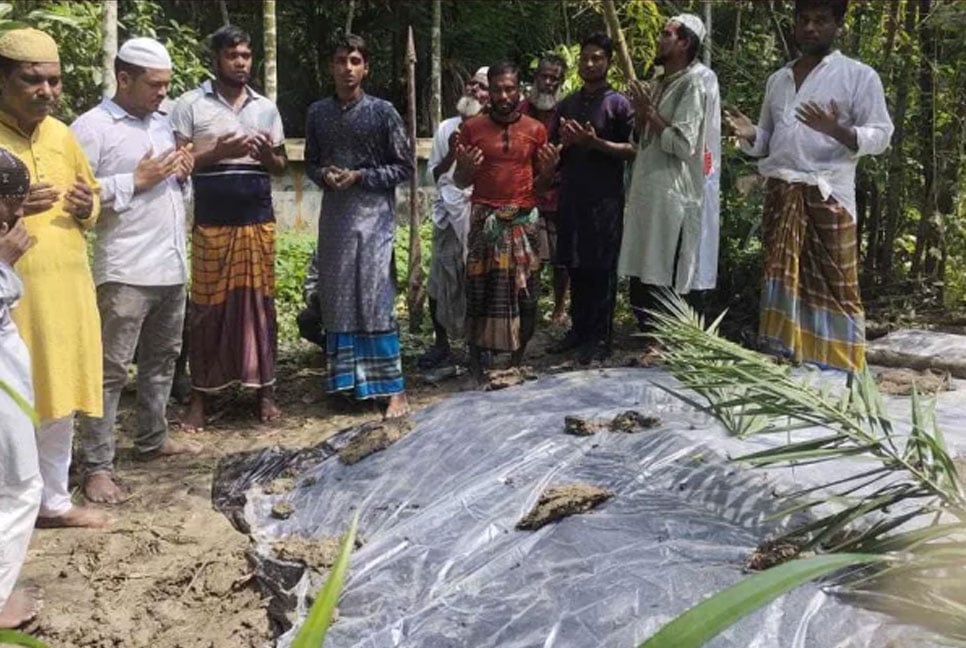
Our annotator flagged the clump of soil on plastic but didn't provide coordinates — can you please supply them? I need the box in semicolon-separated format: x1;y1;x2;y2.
564;411;661;436
272;536;340;571
745;538;803;571
262;477;296;494
517;483;613;531
485;366;538;391
876;368;951;396
270;501;294;520
339;419;414;465
610;410;661;432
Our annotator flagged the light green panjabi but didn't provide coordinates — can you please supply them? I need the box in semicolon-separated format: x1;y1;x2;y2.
619;61;707;292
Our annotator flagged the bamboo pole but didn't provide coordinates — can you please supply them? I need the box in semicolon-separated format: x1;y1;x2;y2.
101;0;117;99
703;0;712;67
430;0;441;133
406;26;424;332
601;0;637;82
263;0;278;103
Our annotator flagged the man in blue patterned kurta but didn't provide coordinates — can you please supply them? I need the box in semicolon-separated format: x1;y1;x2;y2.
305;34;413;419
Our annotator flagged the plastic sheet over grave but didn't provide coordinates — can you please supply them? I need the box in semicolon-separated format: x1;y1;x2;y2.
212;368;960;648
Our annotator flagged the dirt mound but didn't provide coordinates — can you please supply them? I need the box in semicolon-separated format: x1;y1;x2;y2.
339;419;414;465
517;484;613;531
272;536;340;571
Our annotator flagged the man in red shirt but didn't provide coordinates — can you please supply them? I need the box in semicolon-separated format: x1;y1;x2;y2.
521;54;569;327
454;61;559;380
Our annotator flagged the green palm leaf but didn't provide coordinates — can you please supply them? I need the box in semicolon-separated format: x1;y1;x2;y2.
0;630;49;648
638;553;886;648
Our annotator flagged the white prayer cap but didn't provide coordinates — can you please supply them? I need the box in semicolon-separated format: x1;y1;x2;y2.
670;14;707;43
117;37;172;70
473;66;489;83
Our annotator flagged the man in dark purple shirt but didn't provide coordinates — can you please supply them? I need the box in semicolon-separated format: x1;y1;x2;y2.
551;33;636;364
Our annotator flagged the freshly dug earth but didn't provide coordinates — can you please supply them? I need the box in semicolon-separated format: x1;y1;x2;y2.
484;366;539;391
563;410;661;436
271;536;340;571
876;368;952;396
338;418;415;465
517;484;614;531
745;538;803;572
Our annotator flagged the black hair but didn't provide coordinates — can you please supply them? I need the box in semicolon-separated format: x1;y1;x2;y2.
537;53;568;74
114;58;146;80
580;32;614;60
794;0;849;23
209;25;251;54
676;23;701;63
329;33;368;63
488;60;519;84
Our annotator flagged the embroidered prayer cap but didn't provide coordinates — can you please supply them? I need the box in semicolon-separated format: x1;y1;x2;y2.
0;147;30;201
117;37;172;70
669;14;707;43
473;67;489;84
0;28;59;64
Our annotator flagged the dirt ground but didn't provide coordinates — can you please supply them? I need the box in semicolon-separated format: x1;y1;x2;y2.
18;325;649;648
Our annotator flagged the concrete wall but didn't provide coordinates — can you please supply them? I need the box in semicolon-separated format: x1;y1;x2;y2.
272;137;434;234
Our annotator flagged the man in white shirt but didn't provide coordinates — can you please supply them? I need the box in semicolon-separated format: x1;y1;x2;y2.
725;0;893;372
72;37;200;504
691;61;721;317
418;67;488;371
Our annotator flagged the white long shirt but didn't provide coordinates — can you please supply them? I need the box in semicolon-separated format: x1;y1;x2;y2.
0;260;38;486
694;63;721;292
741;50;894;220
71;99;188;287
428;116;472;245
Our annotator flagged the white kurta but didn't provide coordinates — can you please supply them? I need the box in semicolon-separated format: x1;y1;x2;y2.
0;260;42;610
620;63;708;292
740;50;894;220
693;63;721;292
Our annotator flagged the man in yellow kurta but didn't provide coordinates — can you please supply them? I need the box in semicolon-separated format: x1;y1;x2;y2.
0;28;110;528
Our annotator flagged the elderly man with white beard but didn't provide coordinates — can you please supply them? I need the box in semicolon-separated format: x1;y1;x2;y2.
417;67;490;371
522;54;569;327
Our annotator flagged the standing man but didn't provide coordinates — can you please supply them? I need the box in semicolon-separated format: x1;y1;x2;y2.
171;25;287;428
418;66;489;372
305;34;413;419
0;28;109;528
521;54;570;327
455;62;559;378
553;33;636;364
725;0;892;372
620;15;709;334
691;60;722;318
0;153;42;628
71;37;201;505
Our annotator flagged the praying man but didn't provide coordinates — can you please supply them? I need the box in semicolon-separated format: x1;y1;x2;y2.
725;0;893;372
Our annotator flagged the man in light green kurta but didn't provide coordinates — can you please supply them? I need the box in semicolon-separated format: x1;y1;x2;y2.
619;14;708;332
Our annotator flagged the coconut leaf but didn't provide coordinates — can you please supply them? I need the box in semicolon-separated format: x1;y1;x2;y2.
637;553;885;648
0;630;49;648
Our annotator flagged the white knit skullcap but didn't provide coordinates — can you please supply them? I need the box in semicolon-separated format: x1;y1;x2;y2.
670;14;707;43
473;67;489;83
117;37;172;70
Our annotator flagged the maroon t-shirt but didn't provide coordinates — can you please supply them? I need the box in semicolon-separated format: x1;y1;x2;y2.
459;113;547;210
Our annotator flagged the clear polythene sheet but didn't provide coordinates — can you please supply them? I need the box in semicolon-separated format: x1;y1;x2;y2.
213;368;955;648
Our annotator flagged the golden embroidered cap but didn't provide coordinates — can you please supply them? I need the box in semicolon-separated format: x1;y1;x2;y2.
0;27;59;64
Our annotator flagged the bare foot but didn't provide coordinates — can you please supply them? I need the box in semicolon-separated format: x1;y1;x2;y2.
259;395;282;423
180;392;205;432
384;392;410;419
83;472;129;505
158;437;203;456
0;586;43;628
36;506;113;529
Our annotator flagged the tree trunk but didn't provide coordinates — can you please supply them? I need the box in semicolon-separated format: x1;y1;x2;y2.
345;0;356;34
406;26;424;332
429;0;441;134
263;0;277;103
878;0;917;282
601;0;636;82
703;0;712;67
911;0;938;280
219;0;230;25
101;0;117;99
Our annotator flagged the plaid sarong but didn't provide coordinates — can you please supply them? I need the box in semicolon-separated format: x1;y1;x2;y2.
190;222;277;390
325;331;404;399
466;204;540;352
758;179;865;372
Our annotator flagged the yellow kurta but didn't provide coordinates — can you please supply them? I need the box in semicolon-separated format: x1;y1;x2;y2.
0;111;103;420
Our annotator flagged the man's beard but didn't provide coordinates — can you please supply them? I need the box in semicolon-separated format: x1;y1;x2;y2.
456;95;483;117
529;89;561;112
